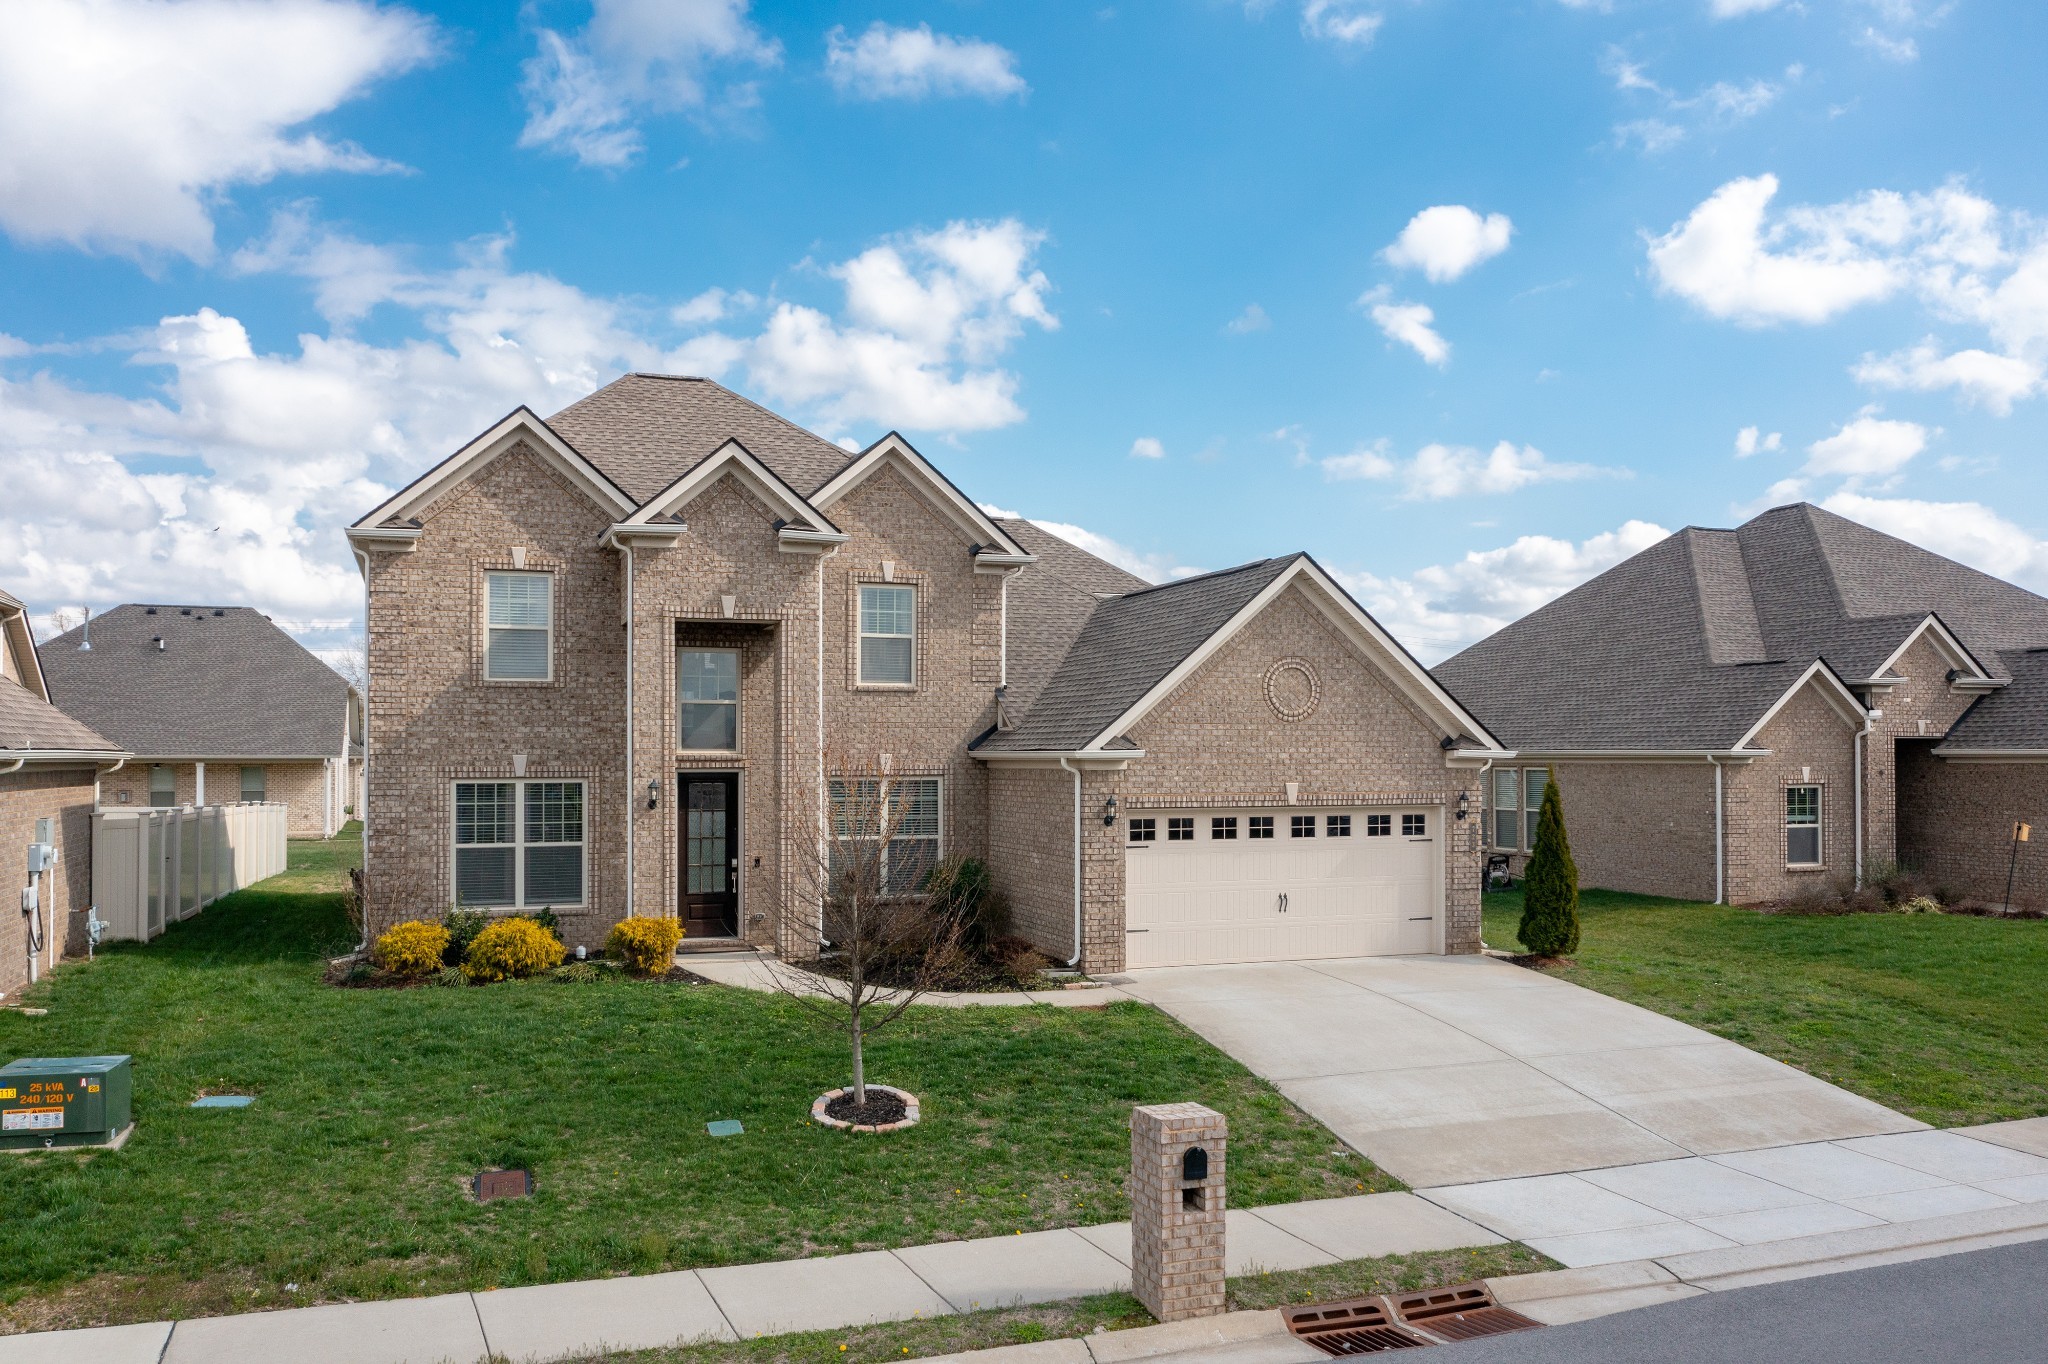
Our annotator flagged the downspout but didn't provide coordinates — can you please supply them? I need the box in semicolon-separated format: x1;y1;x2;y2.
1058;757;1083;967
1854;707;1875;888
352;546;374;949
1708;755;1725;905
622;542;636;919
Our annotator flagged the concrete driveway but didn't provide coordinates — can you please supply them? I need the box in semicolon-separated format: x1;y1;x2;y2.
1116;955;1923;1188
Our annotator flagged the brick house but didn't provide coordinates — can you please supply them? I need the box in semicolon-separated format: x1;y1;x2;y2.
347;374;1506;971
1;588;127;998
1435;503;2048;907
39;605;363;837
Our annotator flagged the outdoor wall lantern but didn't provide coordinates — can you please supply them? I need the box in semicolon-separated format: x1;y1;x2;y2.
1103;793;1119;827
1456;790;1470;821
647;779;660;811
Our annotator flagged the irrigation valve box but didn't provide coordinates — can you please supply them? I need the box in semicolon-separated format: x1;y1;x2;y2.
0;1056;133;1151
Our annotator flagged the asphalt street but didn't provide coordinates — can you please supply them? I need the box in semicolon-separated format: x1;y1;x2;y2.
1439;1240;2048;1363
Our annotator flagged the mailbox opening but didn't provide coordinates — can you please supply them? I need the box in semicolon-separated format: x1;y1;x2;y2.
1181;1185;1204;1211
1182;1146;1208;1182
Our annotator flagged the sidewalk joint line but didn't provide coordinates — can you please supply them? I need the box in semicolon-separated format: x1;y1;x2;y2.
469;1291;493;1362
155;1320;176;1364
888;1248;965;1315
695;1270;744;1343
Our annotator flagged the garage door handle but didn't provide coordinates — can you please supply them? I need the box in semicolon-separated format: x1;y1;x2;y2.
1276;892;1288;914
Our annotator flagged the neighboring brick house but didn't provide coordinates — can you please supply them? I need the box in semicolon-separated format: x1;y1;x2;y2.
0;588;128;998
1435;503;2048;908
347;374;1506;971
39;606;362;837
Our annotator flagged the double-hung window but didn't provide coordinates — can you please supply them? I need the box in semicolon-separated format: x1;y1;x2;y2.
1491;767;1550;851
1786;785;1822;867
678;648;739;750
829;777;941;894
454;779;584;907
858;584;916;685
149;765;175;807
486;572;552;680
240;766;266;802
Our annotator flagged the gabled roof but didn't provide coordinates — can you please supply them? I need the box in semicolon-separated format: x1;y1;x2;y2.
994;518;1152;716
621;438;843;539
1434;502;2048;752
0;589;121;759
351;406;636;532
39;606;352;759
812;434;1031;561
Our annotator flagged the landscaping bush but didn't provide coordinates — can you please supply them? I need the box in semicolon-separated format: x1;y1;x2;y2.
606;917;684;976
371;921;451;978
1901;895;1944;914
924;857;1011;947
1518;776;1580;957
462;918;566;982
1869;861;1936;907
442;907;490;965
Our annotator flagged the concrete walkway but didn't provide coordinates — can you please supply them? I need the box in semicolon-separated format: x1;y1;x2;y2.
1115;956;1923;1187
0;1191;1498;1364
681;950;1141;1008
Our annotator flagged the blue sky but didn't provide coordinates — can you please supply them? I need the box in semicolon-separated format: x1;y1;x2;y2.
4;0;2045;667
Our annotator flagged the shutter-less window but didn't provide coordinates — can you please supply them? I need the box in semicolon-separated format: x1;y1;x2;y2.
454;782;517;905
486;572;551;680
1493;768;1520;849
859;585;916;684
1786;786;1822;866
240;766;265;802
149;765;176;807
1524;768;1549;850
678;648;740;749
524;782;585;904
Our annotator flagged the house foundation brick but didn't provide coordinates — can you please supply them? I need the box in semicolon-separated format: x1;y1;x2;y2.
1130;1103;1227;1323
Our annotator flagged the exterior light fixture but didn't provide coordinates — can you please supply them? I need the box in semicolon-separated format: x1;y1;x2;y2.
647;779;659;810
1103;793;1119;827
1456;790;1470;821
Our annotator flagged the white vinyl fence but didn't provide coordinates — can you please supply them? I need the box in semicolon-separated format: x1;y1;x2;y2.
92;802;290;944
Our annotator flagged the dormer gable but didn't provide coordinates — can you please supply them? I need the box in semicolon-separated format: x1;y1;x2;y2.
811;433;1034;573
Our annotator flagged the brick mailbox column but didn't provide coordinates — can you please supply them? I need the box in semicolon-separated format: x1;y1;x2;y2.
1130;1102;1227;1322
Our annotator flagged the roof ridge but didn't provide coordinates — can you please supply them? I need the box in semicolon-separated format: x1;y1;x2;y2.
1108;552;1298;602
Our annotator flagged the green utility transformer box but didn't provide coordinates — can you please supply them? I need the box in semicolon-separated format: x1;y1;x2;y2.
0;1056;133;1151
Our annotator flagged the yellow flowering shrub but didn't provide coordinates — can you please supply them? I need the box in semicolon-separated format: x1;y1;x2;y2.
607;917;684;976
462;917;566;982
372;920;451;979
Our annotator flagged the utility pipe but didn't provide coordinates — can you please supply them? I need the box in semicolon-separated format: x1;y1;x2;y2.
1058;756;1083;967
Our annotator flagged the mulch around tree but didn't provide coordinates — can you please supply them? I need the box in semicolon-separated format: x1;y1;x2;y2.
825;1088;909;1126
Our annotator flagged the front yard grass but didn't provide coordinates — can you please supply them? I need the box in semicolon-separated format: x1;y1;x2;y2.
0;827;1392;1333
1483;886;2048;1128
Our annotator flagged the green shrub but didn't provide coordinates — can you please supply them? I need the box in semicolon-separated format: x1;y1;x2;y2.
607;917;684;976
924;856;1011;946
442;907;490;965
463;918;566;983
529;906;561;936
1518;776;1580;957
371;921;450;978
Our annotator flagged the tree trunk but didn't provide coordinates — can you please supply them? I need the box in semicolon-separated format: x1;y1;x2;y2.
851;1011;866;1106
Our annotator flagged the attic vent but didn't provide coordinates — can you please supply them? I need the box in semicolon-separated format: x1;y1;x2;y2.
145;607;157;615
180;608;191;616
212;609;224;617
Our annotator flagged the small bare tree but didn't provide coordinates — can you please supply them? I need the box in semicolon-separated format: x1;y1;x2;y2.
768;756;963;1107
34;606;84;644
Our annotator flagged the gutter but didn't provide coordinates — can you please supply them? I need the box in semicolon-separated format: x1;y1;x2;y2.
1057;756;1084;968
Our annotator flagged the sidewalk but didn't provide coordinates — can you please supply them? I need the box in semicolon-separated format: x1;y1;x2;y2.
679;951;1142;1008
0;1191;1498;1364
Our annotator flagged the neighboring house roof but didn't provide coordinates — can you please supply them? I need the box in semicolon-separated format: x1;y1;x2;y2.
548;374;855;502
38;605;353;759
1434;502;2048;752
0;588;124;759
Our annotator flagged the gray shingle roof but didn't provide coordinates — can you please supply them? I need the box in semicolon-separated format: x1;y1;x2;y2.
1944;650;2048;751
993;518;1153;718
978;555;1301;753
1433;502;2048;751
0;675;121;755
546;374;856;503
38;606;352;759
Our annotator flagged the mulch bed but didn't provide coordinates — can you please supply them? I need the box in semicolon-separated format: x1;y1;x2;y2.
323;959;715;989
824;1089;909;1127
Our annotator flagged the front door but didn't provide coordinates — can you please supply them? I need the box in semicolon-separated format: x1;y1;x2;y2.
681;773;739;938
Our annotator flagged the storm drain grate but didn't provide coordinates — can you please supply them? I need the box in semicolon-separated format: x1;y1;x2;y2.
1282;1283;1541;1355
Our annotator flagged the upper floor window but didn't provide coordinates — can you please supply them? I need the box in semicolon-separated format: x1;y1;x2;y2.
486;572;552;681
1787;785;1822;866
678;648;739;750
859;584;916;685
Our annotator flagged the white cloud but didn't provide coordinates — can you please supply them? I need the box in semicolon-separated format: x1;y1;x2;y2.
1857;28;1918;61
1021;520;1202;584
1820;493;2048;591
1335;520;1673;663
1382;206;1513;283
519;0;779;169
671;286;756;326
1300;0;1382;45
1804;413;1930;484
0;0;436;261
1361;290;1449;366
825;22;1025;101
1853;341;2041;415
1226;304;1271;334
1734;426;1783;457
1130;436;1165;460
1603;51;1793;155
1322;439;1621;500
1615;119;1687;155
1710;0;1787;16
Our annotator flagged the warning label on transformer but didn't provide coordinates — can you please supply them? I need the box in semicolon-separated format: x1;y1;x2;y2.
3;1110;63;1132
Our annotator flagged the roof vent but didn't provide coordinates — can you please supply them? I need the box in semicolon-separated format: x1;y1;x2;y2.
212;609;224;617
145;606;157;615
180;608;191;616
152;636;164;651
79;609;91;651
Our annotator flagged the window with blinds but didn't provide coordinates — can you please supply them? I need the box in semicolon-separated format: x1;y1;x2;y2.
454;779;584;907
858;584;915;685
486;572;552;680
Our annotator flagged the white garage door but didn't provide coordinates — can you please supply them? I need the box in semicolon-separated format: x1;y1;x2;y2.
1124;807;1441;968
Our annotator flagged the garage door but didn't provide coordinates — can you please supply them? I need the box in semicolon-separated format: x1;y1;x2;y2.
1123;807;1440;968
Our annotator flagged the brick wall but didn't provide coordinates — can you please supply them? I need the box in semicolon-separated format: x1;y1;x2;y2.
1725;679;1859;905
986;762;1076;960
1129;1103;1227;1323
1494;762;1719;902
0;767;95;998
1862;634;1976;873
100;760;334;835
1898;747;2048;907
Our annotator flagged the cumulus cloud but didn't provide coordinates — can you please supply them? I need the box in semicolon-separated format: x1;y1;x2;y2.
0;0;436;261
1734;426;1782;457
1130;436;1165;460
1017;519;1202;584
1382;206;1513;283
1334;520;1673;663
1360;290;1449;366
1226;304;1271;334
1300;0;1383;45
519;0;779;168
1321;439;1622;500
1803;413;1930;484
1853;341;2041;415
1819;493;2048;591
825;22;1025;101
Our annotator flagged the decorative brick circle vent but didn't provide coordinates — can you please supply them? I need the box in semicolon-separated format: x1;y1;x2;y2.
812;1084;920;1133
1265;659;1321;721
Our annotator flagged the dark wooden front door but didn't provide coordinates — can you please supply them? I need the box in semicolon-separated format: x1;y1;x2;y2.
681;774;740;939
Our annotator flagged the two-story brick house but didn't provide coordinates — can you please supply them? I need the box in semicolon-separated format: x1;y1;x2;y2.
348;375;1505;972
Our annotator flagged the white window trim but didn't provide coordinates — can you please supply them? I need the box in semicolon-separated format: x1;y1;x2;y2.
450;778;588;909
856;582;918;688
1786;783;1824;869
828;775;943;892
1490;766;1549;852
484;570;555;683
677;646;742;753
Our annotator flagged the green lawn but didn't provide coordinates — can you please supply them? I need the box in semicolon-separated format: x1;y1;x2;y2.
1483;886;2048;1129
0;828;1391;1332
